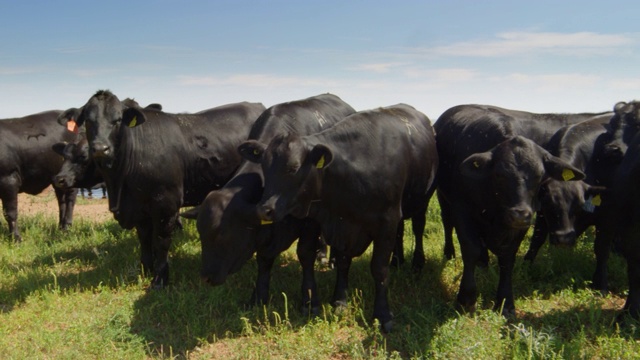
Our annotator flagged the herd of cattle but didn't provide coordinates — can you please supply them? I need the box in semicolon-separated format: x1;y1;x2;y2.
3;90;640;332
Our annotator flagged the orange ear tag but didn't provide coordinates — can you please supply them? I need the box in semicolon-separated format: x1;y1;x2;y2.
66;119;79;134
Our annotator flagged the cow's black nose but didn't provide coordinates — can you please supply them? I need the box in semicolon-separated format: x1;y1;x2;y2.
604;143;624;161
549;230;577;247
92;143;111;158
507;207;533;229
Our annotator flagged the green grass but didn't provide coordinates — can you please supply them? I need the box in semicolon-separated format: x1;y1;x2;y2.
1;199;639;359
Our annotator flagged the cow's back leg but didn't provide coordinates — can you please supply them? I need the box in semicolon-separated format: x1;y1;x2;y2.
410;202;428;271
438;191;456;260
390;220;405;268
0;173;21;242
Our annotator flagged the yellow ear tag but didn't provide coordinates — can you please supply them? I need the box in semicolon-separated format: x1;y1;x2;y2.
316;155;325;169
562;169;575;181
129;116;137;128
473;161;480;168
591;194;602;206
260;220;273;225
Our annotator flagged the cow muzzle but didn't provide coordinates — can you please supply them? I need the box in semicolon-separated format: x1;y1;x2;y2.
91;142;112;158
506;207;533;229
54;175;73;189
549;230;577;247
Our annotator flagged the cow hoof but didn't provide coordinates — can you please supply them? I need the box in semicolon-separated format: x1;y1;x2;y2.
12;234;22;243
300;304;320;317
381;319;394;333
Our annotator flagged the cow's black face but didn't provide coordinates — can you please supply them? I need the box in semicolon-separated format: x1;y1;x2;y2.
604;101;640;161
461;136;585;231
78;91;124;166
53;141;88;189
538;180;584;246
199;190;259;285
253;134;324;222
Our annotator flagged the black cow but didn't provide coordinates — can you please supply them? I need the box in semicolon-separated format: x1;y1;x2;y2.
242;104;438;332
0;110;78;241
524;114;617;292
53;101;163;191
435;104;586;316
611;130;640;320
440;105;613;261
603;100;640;161
57;90;265;287
184;94;355;311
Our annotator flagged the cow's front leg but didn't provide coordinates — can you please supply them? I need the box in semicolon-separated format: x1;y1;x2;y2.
495;250;517;316
135;220;154;277
297;222;322;315
151;215;177;288
54;187;78;230
371;229;396;333
250;253;275;306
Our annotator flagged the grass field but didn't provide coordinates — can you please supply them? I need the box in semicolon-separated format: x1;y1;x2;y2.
1;198;639;359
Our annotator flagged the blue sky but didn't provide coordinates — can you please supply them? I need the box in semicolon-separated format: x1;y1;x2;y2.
1;1;639;120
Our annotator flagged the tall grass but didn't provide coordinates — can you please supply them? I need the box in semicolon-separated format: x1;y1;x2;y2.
0;199;639;359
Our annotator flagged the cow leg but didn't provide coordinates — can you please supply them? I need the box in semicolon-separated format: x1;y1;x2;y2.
494;251;517;316
390;220;405;268
54;187;78;230
454;224;483;313
250;253;275;306
410;207;427;271
297;223;322;315
331;250;352;309
438;192;456;260
591;223;612;293
151;215;177;288
623;256;640;320
371;228;397;333
135;220;154;277
524;212;548;262
1;192;20;242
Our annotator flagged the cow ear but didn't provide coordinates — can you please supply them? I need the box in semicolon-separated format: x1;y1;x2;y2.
238;140;266;163
52;142;68;156
122;107;146;128
58;107;82;132
543;155;585;182
309;144;333;169
460;152;493;179
614;101;628;115
145;103;163;111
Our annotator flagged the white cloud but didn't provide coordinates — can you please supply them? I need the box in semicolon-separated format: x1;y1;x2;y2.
432;31;636;57
177;74;340;88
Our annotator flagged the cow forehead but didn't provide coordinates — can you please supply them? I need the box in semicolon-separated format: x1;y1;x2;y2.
493;138;544;173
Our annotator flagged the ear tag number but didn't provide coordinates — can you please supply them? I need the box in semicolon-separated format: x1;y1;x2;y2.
562;169;575;181
129;116;137;128
316;155;325;169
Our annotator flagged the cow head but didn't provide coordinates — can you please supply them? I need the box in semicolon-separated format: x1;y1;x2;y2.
538;179;606;246
460;136;585;230
195;189;261;285
604;101;640;161
57;91;147;167
52;137;100;189
239;133;330;222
